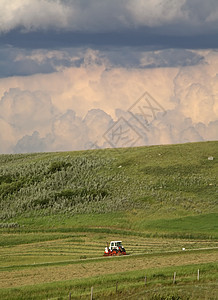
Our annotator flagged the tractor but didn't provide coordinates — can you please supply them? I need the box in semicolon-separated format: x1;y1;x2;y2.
103;241;126;256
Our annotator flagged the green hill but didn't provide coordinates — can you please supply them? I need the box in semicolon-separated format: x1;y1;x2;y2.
0;141;218;300
0;141;217;238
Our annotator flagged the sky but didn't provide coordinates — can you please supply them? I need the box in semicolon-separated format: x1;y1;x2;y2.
0;0;218;154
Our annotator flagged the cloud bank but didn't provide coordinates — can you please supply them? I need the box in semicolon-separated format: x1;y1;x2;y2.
1;0;218;35
0;49;217;154
0;47;205;78
1;1;218;52
0;2;217;154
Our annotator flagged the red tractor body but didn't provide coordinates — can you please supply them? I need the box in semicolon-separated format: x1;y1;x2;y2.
104;241;126;256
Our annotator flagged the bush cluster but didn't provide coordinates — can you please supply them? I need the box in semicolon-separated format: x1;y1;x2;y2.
0;153;132;220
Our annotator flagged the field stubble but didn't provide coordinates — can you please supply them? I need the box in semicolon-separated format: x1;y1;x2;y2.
0;231;218;290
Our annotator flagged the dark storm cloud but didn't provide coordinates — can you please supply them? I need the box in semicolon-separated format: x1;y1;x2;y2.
0;1;218;50
0;46;205;77
0;47;56;77
0;1;217;78
1;0;218;34
1;28;218;50
106;48;205;68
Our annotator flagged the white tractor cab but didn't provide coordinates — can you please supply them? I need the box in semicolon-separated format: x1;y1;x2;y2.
104;241;126;256
109;241;123;250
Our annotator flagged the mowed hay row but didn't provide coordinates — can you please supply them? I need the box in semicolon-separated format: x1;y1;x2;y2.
115;236;218;255
1;249;217;290
0;235;106;268
0;232;98;246
0;249;102;268
2;233;218;269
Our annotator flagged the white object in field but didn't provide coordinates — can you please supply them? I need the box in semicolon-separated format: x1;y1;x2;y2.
109;241;123;250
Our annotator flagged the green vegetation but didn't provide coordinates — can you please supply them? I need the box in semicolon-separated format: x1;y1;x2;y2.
0;141;217;222
0;262;217;299
0;141;217;299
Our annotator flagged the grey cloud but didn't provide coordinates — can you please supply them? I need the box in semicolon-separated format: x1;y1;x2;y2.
2;28;218;50
147;110;203;145
0;0;218;53
180;126;204;143
12;109;112;153
0;46;206;78
104;48;205;69
181;0;218;32
0;46;109;78
13;131;48;153
0;0;74;33
196;120;218;141
139;49;204;68
1;0;218;35
91;107;218;149
109;108;207;147
6;106;218;154
0;47;75;78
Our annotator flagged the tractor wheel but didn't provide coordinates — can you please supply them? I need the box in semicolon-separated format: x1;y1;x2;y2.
112;249;118;256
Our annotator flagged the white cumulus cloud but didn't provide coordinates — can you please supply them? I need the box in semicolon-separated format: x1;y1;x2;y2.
0;49;217;154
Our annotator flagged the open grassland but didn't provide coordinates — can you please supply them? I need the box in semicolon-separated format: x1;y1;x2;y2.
0;141;217;299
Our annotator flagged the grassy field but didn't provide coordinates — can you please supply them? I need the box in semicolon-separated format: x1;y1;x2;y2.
0;141;217;299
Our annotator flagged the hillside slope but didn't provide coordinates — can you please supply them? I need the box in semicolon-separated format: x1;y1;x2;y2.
0;141;217;237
